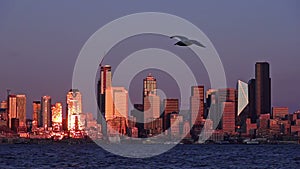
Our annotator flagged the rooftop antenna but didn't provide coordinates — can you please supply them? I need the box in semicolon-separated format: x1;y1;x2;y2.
6;89;11;98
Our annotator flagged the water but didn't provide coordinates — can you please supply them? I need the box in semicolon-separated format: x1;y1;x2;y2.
0;144;300;168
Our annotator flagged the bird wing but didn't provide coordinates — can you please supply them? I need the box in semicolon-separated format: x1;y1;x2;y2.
174;41;189;46
170;35;189;41
190;40;206;48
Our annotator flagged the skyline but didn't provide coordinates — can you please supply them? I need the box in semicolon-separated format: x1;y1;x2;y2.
1;61;299;120
0;1;300;115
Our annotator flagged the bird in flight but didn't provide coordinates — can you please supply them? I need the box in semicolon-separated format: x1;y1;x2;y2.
170;35;205;48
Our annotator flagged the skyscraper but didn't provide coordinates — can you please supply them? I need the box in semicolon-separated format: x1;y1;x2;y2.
41;96;51;129
209;88;236;130
237;80;249;116
51;102;63;131
16;94;26;127
105;87;128;121
255;62;271;117
67;89;83;131
8;95;17;129
143;73;157;97
163;98;179;131
143;74;161;134
237;80;250;133
32;101;41;130
97;65;112;123
248;79;256;123
97;65;112;135
190;86;204;126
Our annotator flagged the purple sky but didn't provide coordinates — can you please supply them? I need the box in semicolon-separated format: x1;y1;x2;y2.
0;1;300;118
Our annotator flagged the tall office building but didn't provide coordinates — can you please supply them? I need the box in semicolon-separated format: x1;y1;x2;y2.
248;79;256;123
143;74;160;121
16;94;26;127
237;80;249;116
222;102;236;133
143;73;157;97
255;62;271;116
41;96;52;129
237;80;249;133
52;102;63;123
143;74;161;135
163;99;179;131
105;87;128;121
67;89;83;131
190;86;204;126
209;88;236;130
8;95;17;129
32;101;41;130
97;65;112;124
52;102;63;131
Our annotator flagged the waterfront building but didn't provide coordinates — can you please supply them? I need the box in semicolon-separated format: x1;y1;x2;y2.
190;86;204;126
16;94;26;127
32;101;41;131
163;98;179;131
169;113;183;138
272;107;289;119
98;65;112;123
51;102;63;131
41;96;52;130
66;89;83;131
255;62;271;117
143;74;161;134
8;95;17;129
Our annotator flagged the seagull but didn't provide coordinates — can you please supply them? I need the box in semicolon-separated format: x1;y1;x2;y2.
170;35;205;48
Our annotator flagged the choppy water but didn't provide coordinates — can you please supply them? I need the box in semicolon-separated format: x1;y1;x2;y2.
0;143;300;168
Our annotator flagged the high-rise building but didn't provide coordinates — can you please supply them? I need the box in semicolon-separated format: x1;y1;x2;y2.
221;102;236;134
163;98;179;131
105;87;128;121
255;62;271;117
41;96;51;129
143;73;157;97
8;95;17;129
190;86;204;126
67;89;83;131
32;101;41;130
237;80;250;133
143;74;161;132
51;102;63;131
16;94;26;127
248;79;256;123
237;80;249;116
170;113;183;138
208;88;236;130
98;65;112;122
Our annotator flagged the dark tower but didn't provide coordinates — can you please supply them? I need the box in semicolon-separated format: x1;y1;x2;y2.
248;79;256;123
255;62;271;117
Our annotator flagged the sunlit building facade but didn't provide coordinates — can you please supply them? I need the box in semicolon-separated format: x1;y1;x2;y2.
32;101;41;131
105;87;128;121
190;86;204;126
143;73;161;133
98;65;112;122
67;89;83;131
41;96;52;129
16;94;26;127
51;102;63;131
163;98;179;131
8;95;17;129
